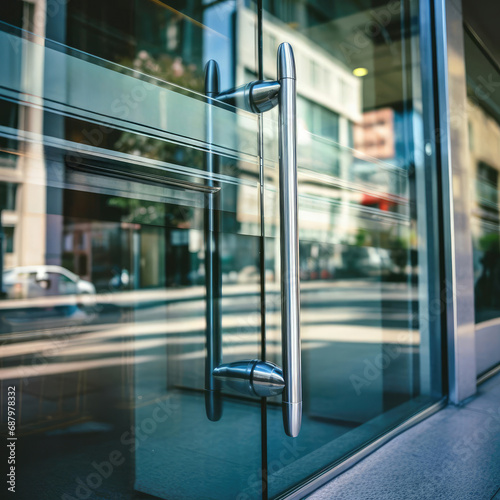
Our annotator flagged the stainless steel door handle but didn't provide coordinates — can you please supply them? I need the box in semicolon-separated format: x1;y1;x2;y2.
204;43;302;437
277;43;302;438
204;60;223;423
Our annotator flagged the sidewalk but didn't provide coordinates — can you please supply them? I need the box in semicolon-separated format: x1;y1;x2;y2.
307;372;500;500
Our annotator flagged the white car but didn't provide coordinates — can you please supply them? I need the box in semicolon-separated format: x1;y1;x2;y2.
2;265;96;299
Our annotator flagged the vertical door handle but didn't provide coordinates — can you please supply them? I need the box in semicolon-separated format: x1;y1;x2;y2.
277;43;302;438
204;43;302;437
204;60;223;422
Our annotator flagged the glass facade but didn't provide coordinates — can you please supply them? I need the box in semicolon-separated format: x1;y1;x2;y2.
0;0;496;498
464;26;500;377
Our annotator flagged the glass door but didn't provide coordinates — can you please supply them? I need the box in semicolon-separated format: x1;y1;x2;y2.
255;0;444;497
0;1;444;499
0;2;268;498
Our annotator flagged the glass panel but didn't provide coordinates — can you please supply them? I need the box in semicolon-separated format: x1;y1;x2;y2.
259;0;443;496
0;3;265;499
464;29;500;376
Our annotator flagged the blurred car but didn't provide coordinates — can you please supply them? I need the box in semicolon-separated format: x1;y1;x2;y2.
0;266;96;334
2;265;96;299
341;246;394;277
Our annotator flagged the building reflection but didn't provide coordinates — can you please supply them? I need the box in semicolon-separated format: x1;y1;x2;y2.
0;0;421;294
468;96;500;323
465;32;500;326
0;4;429;495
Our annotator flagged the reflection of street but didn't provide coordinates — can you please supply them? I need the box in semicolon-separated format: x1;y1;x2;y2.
0;278;419;451
0;279;418;376
0;279;422;499
0;277;420;471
